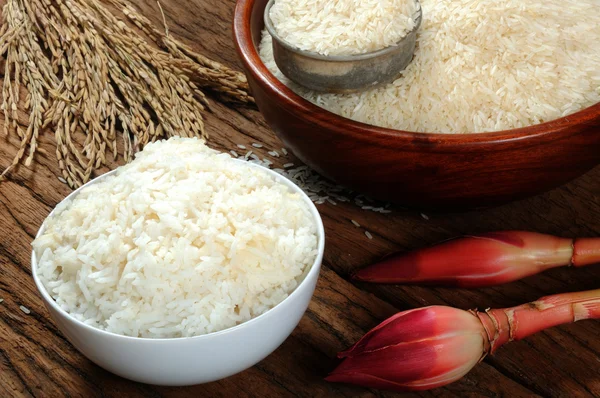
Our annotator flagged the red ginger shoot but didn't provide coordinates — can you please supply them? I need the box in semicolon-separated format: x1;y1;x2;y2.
353;231;600;287
326;289;600;391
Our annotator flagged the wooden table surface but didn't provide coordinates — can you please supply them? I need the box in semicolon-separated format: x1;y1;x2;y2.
1;0;600;397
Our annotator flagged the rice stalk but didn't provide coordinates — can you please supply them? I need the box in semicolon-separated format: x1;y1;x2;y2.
0;0;253;187
111;0;253;104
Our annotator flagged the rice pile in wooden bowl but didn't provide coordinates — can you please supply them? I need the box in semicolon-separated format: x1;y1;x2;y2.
233;0;600;209
33;138;320;338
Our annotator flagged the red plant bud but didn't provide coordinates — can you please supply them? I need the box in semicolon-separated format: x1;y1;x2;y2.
326;306;487;391
327;289;600;392
354;231;600;288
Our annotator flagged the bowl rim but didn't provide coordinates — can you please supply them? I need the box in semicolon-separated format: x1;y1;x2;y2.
31;158;326;342
233;0;600;145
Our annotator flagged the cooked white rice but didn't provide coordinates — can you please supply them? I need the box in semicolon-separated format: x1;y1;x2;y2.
260;0;600;133
33;138;318;338
269;0;419;56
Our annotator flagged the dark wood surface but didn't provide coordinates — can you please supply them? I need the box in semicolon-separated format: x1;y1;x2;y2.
1;0;600;397
234;0;600;210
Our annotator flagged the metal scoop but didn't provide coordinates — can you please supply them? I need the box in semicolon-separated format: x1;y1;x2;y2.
264;0;422;94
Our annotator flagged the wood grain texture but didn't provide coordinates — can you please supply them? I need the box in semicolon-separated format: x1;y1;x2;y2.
1;0;599;396
233;0;600;210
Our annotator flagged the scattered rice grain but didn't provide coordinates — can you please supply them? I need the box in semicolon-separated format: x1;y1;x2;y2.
231;145;392;213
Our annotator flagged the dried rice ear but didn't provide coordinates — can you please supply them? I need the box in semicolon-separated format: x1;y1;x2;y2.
109;0;254;104
0;0;253;187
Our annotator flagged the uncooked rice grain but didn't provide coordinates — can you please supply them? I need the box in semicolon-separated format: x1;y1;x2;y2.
20;306;30;314
33;138;318;338
260;0;600;133
230;143;391;213
269;0;419;56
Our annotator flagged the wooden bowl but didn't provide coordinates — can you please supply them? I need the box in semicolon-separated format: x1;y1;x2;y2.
233;0;600;210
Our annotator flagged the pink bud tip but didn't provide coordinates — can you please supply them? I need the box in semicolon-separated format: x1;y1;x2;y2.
327;306;487;391
353;231;574;287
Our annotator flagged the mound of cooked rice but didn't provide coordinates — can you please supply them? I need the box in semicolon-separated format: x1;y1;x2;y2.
269;0;419;56
33;138;319;338
260;0;600;133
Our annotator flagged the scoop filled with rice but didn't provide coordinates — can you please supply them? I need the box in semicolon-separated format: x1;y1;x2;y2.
268;0;420;56
33;137;319;339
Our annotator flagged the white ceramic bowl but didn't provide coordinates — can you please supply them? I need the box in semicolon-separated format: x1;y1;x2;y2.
31;161;325;386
